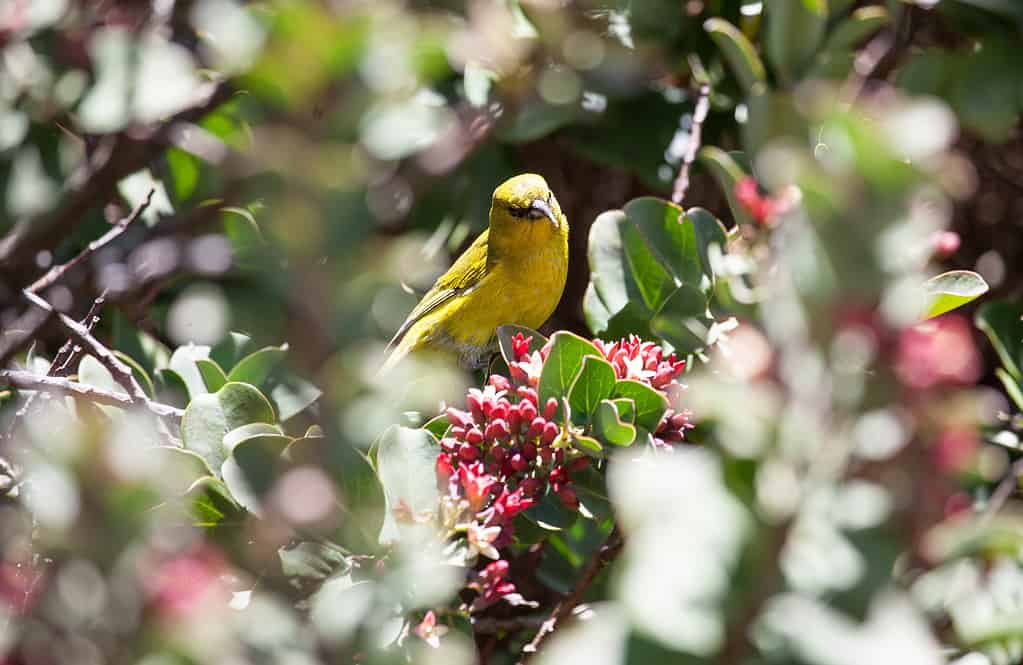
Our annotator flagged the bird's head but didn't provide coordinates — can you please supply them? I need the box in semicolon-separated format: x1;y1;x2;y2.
490;174;566;235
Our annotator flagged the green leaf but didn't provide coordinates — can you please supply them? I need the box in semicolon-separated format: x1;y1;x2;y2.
583;282;613;336
211;331;253;371
169;344;213;400
995;368;1023;413
698;147;755;226
166;147;199;202
155;367;189;408
376;426;441;545
623;197;701;287
613;380;669;432
568;356;617;418
181;382;276;472
538;332;603;417
923;270;988;319
976;301;1023;382
623;223;676;312
185;476;244;527
524;488;578;532
222;207;265;259
269;374;322;422
704;18;767;95
686;208;728;282
223;432;293;513
422;413;451;440
823;6;889;52
594;400;638;447
114;351;155;398
227;344;288;386
573;434;604;456
588;210;635;316
223;422;285;452
196;358;228;392
279;541;350;580
766;0;828;83
497;324;548;366
651;284;709;355
611;397;636;423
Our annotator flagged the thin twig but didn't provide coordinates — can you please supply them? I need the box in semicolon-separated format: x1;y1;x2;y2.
982;457;1023;522
671;84;711;207
21;289;148;404
26;190;154;294
518;528;624;663
0;369;183;419
49;292;107;378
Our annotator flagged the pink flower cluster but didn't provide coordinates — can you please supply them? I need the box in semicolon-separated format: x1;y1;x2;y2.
434;333;691;612
593;336;692;448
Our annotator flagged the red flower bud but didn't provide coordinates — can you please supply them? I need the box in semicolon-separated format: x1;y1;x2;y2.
523;442;537;459
446;408;471;429
542;397;559;420
510;454;529;472
459;443;480;461
519;400;537;423
489;374;511;392
539;446;553;463
540;422;559;446
465;427;484;445
520;477;541;496
567;457;589;473
491;446;507;464
491;402;509;422
557;485;578;510
517;386;538;406
485;419;510;442
527;417;546;438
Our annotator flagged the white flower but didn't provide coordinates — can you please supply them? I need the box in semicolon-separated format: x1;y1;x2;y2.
467;522;501;560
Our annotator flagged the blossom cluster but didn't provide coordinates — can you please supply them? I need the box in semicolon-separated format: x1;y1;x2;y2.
432;333;691;614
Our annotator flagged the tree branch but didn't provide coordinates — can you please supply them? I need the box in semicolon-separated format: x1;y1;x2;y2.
0;369;183;419
671;84;711;207
982;457;1023;522
26;188;154;295
517;527;623;662
21;289;149;404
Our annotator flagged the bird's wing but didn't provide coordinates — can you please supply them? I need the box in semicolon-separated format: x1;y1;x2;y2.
386;229;490;351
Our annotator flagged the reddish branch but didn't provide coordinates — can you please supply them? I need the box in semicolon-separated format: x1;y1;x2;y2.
517;527;624;663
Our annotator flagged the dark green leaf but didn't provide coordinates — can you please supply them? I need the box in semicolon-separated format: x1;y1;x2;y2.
196;358;228;392
976;301;1023;382
686;208;729;282
704;18;768;94
651;284;709;354
766;0;828;83
227;344;288;386
211;331;254;371
613;380;669;432
181;382;277;472
623;197;702;286
538;332;603;418
698;147;754;226
568;355;617;418
594;400;638;447
573;434;604;457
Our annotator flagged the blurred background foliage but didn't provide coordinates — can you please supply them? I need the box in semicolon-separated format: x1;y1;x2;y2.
2;0;1023;664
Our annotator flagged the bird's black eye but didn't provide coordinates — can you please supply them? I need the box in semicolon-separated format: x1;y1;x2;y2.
507;205;528;218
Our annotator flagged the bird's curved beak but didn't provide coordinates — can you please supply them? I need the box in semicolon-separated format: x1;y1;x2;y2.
530;199;559;228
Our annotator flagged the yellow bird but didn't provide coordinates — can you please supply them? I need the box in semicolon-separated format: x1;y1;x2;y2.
383;173;569;371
